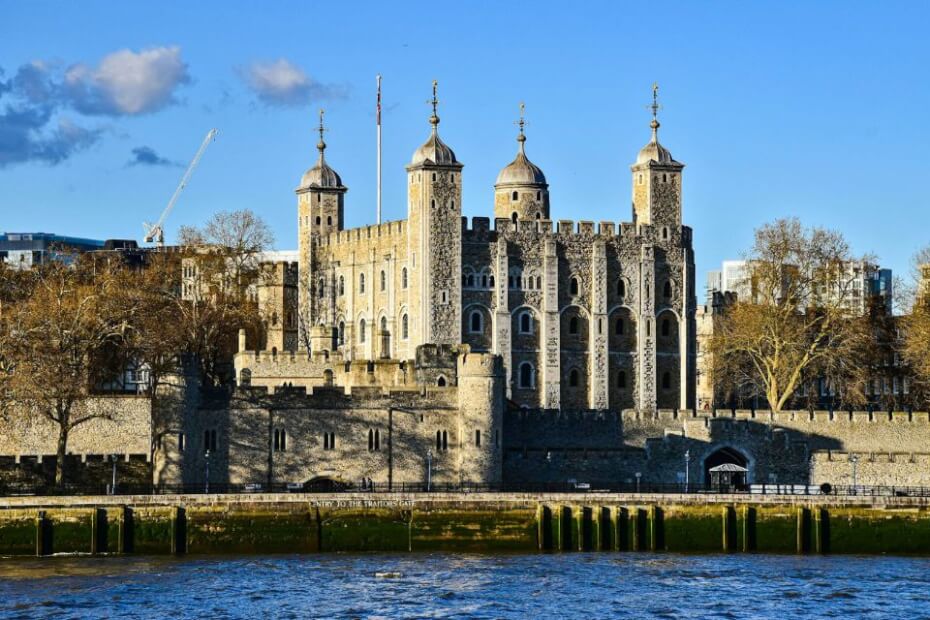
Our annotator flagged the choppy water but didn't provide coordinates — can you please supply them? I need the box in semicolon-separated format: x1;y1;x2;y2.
1;553;929;619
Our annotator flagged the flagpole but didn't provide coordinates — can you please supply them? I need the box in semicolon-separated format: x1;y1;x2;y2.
376;74;382;225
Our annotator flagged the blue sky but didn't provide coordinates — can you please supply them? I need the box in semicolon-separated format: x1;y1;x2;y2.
1;1;928;292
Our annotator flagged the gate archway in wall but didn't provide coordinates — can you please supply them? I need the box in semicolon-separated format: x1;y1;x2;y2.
703;447;749;487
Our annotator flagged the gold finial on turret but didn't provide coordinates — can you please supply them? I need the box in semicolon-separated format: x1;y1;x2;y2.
317;108;327;155
428;80;440;128
649;83;662;133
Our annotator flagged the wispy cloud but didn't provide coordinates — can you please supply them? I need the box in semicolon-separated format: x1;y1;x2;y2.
127;145;181;167
238;59;347;107
0;47;190;168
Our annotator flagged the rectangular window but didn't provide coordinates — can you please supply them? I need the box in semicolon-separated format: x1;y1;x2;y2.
178;433;185;453
475;430;481;448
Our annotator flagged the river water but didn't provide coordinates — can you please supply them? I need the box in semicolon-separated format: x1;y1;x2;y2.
1;553;929;619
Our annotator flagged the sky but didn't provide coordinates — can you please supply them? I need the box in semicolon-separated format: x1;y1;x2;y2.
1;1;928;294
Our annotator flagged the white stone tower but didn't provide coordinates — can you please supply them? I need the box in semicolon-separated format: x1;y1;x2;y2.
296;109;346;347
405;81;464;347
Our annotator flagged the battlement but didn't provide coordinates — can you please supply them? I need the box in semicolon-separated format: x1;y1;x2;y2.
458;350;504;378
617;409;930;424
320;219;407;247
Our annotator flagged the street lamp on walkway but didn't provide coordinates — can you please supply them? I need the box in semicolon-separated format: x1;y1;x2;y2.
684;449;691;493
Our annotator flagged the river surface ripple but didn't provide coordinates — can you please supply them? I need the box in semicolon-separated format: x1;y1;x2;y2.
1;553;929;619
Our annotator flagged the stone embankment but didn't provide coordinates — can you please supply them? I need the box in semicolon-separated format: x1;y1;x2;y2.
2;493;929;556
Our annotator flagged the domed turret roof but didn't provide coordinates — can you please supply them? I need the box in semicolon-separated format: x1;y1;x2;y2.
635;120;678;166
496;132;546;186
409;80;461;168
411;130;459;166
298;110;345;190
301;156;343;188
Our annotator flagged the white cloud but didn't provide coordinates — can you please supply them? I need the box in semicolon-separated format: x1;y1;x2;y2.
63;46;191;116
239;59;346;107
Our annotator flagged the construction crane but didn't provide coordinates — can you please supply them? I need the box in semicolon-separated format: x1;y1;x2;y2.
143;128;218;246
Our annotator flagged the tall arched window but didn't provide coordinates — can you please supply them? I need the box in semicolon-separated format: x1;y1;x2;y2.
380;270;386;291
327;216;332;226
519;311;532;334
536;276;541;289
339;276;345;296
470;311;482;333
519;362;534;388
570;277;579;295
617;279;626;297
402;267;408;289
569;368;580;387
381;316;387;333
318;278;325;298
401;314;409;339
338;321;345;345
512;191;518;201
359;319;366;343
489;275;495;288
359;273;365;293
511;212;518;225
569;316;579;335
368;429;374;452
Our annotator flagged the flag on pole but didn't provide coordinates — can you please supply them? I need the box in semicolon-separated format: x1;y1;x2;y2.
376;75;382;125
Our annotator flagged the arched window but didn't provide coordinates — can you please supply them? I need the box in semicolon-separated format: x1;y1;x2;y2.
466;274;474;287
470;311;482;333
519;362;534;388
432;172;436;181
401;268;408;289
489;275;495;288
437;376;447;387
536;276;541;289
315;216;321;225
646;319;651;337
569;316;579;335
662;372;671;390
662;227;668;240
368;429;374;452
511;212;518;225
436;430;441;450
661;318;670;337
327;216;332;226
359;273;365;293
338;321;345;345
570;277;579;295
380;270;386;291
618;370;627;389
359;319;366;343
617;279;626;297
536;191;541;201
615;318;624;335
375;429;380;450
318;278;325;298
339;276;345;296
381;316;387;333
519;311;532;334
481;274;488;288
431;199;436;208
663;173;667;182
512;191;518;201
401;314;409;339
664;281;672;299
569;368;580;387
442;430;448;450
475;430;481;447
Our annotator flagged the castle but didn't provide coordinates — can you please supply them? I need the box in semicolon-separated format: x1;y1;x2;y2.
256;83;695;413
5;85;929;493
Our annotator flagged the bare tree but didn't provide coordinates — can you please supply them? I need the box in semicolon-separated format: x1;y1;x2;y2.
710;218;872;412
900;246;930;399
0;258;128;486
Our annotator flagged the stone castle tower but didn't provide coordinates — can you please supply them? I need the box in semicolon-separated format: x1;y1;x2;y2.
405;81;463;348
279;82;695;412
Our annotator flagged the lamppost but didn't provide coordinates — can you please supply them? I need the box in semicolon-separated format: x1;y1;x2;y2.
204;449;211;494
850;454;859;495
109;454;118;495
426;449;432;492
635;472;642;493
684;450;691;493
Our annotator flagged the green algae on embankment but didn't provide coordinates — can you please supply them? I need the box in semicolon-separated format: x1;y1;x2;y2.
3;494;930;556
